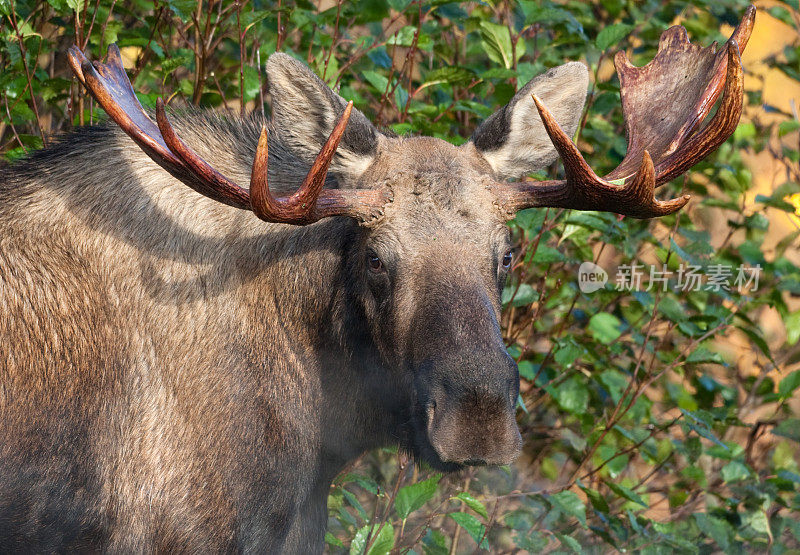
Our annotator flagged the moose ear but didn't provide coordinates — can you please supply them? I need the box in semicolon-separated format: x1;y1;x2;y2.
266;53;380;180
470;62;589;180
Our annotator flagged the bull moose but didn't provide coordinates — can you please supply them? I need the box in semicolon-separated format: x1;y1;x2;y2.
0;6;754;552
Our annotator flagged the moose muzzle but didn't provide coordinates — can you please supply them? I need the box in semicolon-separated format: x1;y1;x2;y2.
424;352;522;466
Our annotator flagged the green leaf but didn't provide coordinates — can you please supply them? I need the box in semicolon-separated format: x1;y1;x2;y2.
160;54;193;77
588;313;622;344
448;512;487;548
596;23;633;51
554;338;584;367
670;237;703;266
367;524;395;555
694;513;733;550
605;481;647;507
243;66;261;101
166;0;195;21
549;490;587;526
721;460;750;483
387;0;411;10
239;10;270;32
102;20;122;46
325;531;344;548
736;325;776;365
549;375;589;414
734;121;756;140
513;530;548;551
386;25;432;51
335;473;380;495
773;418;800;442
779;120;800;136
44;0;67;10
516;360;537;382
681;409;728;449
395;475;441;520
746;510;773;542
520;2;584;35
579;484;610;513
779;370;800;398
362;70;389;94
628;510;646;534
453;492;488;519
65;0;82;12
786;311;800;345
479;21;524;69
419;67;474;91
657;296;687;323
514;208;546;233
600;369;628;404
686;347;725;365
350;525;370;555
555;533;583;553
502;283;537;307
341;487;368;520
531;245;566;263
777;469;800;484
421;528;448;555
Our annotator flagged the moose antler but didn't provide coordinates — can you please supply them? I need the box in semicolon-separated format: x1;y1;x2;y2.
493;5;755;219
67;44;389;225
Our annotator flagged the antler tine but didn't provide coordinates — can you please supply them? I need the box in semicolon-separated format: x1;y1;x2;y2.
295;102;353;210
249;102;353;224
67;45;87;86
530;93;597;187
154;99;251;207
69;44;179;168
249;125;273;219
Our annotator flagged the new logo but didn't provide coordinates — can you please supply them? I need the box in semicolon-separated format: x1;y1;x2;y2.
578;262;608;293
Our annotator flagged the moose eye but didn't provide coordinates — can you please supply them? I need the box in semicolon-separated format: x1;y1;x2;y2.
501;250;514;270
368;254;384;273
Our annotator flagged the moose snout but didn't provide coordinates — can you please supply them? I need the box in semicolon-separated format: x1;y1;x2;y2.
427;391;522;465
426;361;522;465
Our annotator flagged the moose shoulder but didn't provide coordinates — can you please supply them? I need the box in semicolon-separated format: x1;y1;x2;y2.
0;8;754;553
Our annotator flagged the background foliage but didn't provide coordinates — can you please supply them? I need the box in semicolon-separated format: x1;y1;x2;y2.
3;0;800;552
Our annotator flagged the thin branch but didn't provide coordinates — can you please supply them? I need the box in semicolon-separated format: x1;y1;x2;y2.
8;4;46;145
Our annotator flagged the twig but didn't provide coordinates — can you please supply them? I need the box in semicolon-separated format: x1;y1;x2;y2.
363;454;408;553
8;4;47;146
236;2;246;116
275;0;285;51
3;95;27;153
322;0;342;82
448;475;471;555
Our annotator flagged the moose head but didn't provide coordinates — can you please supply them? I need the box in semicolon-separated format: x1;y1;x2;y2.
66;6;753;471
